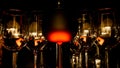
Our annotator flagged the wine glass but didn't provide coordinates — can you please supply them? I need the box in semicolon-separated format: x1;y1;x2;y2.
1;8;27;68
97;8;117;68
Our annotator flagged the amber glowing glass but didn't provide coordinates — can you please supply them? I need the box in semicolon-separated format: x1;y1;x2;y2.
48;31;71;44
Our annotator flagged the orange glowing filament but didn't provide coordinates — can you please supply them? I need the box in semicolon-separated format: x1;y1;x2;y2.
48;31;71;44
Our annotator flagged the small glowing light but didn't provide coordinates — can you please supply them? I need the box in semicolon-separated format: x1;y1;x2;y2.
83;30;89;36
80;36;87;42
38;33;42;36
7;28;21;38
34;39;39;46
16;38;24;47
58;1;60;5
10;28;16;30
57;41;63;45
7;28;16;32
35;36;39;40
101;32;107;35
104;26;111;29
101;26;111;36
84;30;89;33
30;32;37;36
96;37;104;45
72;54;76;64
13;33;20;36
95;59;101;68
41;36;45;39
76;35;79;38
13;33;20;38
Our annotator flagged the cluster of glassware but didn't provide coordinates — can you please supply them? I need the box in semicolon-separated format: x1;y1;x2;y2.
0;7;120;68
70;8;120;68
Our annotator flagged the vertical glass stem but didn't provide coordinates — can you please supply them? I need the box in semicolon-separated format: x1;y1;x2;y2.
34;50;37;68
56;43;58;66
79;52;82;68
12;52;18;68
105;48;109;68
56;43;62;68
85;50;88;68
40;51;44;68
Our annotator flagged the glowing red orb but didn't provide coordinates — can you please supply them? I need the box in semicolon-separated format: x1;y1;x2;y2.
48;31;71;44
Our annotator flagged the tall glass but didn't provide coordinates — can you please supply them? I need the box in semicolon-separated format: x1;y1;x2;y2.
27;10;46;68
1;9;25;68
98;8;117;68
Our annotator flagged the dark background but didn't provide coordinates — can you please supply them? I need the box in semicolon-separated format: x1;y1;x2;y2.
0;0;120;68
0;0;119;11
0;0;120;25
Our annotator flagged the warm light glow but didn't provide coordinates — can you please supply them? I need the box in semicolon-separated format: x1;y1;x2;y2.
38;33;42;36
74;40;79;46
96;37;104;45
101;32;107;35
13;33;20;38
29;32;37;36
104;26;111;29
80;36;87;42
95;59;101;68
48;31;71;44
58;1;60;5
34;36;39;40
83;30;89;36
32;32;37;36
57;41;63;45
7;28;16;33
7;28;20;38
34;40;39;46
41;36;45;40
7;28;16;31
101;26;111;37
16;38;24;47
84;30;89;33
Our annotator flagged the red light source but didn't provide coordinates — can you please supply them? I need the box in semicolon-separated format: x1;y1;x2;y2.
48;31;71;45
